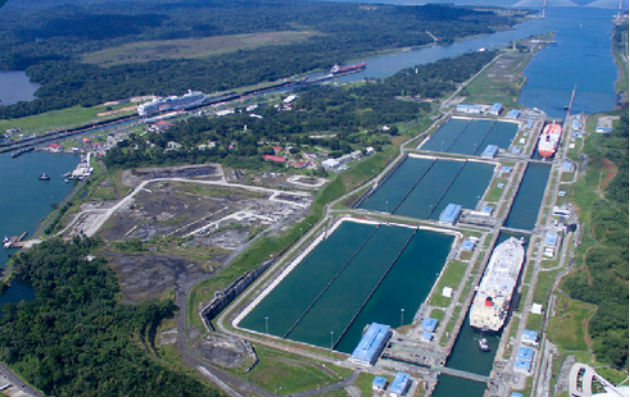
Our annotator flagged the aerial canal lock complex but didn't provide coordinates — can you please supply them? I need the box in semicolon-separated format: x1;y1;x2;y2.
226;97;586;396
0;1;626;397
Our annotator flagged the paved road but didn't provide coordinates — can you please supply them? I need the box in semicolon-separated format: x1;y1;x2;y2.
0;361;43;397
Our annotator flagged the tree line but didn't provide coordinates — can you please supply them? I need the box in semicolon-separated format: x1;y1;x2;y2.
0;237;221;396
104;50;497;170
0;0;522;118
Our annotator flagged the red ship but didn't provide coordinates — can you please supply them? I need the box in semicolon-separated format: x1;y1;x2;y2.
330;62;366;75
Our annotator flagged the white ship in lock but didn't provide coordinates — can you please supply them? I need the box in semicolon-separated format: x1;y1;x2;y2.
469;237;525;332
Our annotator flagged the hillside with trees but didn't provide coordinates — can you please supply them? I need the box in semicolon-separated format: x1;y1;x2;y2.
0;238;221;396
0;0;526;118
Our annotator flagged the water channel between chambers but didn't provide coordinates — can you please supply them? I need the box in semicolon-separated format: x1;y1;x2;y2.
238;221;454;352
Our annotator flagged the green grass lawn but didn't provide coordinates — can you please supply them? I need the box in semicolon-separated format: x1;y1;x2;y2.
245;344;344;395
485;178;507;202
547;292;596;352
0;103;137;134
429;260;468;307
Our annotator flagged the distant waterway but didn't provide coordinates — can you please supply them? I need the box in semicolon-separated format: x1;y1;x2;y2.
317;5;618;118
0;71;40;105
0;151;79;302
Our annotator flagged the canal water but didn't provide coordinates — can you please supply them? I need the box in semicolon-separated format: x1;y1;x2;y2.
324;5;618;119
0;151;79;304
239;221;454;352
0;71;40;105
421;119;518;155
504;163;552;230
433;232;530;396
357;157;494;219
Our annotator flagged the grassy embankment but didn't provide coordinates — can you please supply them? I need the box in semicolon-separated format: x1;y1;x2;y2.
462;32;554;107
0;103;137;136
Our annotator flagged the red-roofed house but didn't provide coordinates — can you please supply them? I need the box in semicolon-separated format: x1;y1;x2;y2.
263;154;287;163
49;143;62;153
151;120;174;132
272;146;283;153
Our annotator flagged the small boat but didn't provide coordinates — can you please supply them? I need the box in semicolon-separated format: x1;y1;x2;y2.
39;172;50;180
477;337;490;352
64;178;70;183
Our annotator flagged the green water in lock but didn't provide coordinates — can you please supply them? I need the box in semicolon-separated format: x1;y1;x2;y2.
422;119;518;155
359;157;493;220
239;222;454;352
504;163;551;230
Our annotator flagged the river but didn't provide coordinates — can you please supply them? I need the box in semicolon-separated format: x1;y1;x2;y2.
0;151;78;304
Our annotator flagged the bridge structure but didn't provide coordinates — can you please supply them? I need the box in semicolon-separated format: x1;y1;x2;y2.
430;365;491;383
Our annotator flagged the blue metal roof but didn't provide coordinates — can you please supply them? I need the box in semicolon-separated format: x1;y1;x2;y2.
439;203;462;224
491;103;503;112
502;166;512;173
511;392;524;397
462;240;475;251
514;359;531;372
544;232;558;246
507;109;521;119
372;376;387;389
421;318;438;332
522;329;538;342
481;205;494;214
517;346;534;361
562;161;573;172
481;144;498;158
350;323;391;365
420;331;433;341
390;372;410;396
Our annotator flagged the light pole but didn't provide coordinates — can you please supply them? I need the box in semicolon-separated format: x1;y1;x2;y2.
385;200;389;213
400;308;405;327
265;316;269;335
330;331;334;351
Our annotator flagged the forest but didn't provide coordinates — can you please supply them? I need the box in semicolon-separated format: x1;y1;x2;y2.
104;50;497;169
562;108;629;370
0;0;523;118
0;237;220;396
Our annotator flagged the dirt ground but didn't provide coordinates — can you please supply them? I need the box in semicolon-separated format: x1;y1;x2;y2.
104;251;211;304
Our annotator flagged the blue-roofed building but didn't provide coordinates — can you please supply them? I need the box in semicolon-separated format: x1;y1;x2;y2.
490;103;503;116
372;376;388;392
562;161;574;173
507;109;521;119
421;318;438;333
544;231;558;247
420;331;433;342
481;205;494;216
511;392;524;397
481;144;499;159
461;239;476;252
522;329;539;346
501;166;512;174
350;323;391;366
517;346;534;362
511;146;522;154
514;359;532;372
390;372;410;397
439;203;462;225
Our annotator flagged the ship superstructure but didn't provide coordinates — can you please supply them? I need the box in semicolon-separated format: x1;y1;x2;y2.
138;90;208;116
330;62;366;76
469;237;525;332
537;122;563;158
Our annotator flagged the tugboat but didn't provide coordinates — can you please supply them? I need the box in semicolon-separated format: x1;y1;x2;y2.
39;172;50;180
477;337;490;352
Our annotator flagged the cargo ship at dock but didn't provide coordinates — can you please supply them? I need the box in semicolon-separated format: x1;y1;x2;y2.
537;122;563;158
469;237;525;332
330;62;366;76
